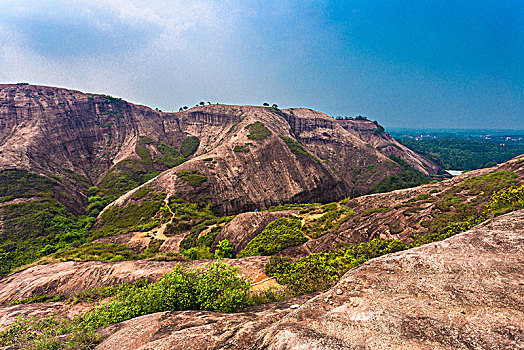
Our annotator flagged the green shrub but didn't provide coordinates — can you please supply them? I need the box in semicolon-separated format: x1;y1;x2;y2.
233;145;250;153
487;185;524;214
265;239;406;295
238;217;307;257
176;169;207;187
179;246;214;260
155;142;185;168
215;239;234;258
180;136;200;157
94;190;165;238
81;263;250;329
246;122;272;140
0;263;250;349
0;314;100;349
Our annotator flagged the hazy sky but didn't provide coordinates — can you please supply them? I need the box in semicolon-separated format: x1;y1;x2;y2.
0;0;522;129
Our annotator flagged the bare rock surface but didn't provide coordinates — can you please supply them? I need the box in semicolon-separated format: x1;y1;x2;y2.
95;295;313;350
95;210;523;349
0;257;269;305
0;302;67;332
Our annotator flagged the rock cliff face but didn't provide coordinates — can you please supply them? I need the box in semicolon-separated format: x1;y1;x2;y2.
0;84;438;216
90;209;524;349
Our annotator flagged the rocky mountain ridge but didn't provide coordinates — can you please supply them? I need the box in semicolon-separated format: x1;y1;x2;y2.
0;84;438;215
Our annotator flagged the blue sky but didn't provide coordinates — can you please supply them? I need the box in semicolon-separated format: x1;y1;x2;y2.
0;0;522;129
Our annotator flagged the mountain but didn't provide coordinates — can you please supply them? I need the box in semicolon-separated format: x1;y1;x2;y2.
0;84;439;216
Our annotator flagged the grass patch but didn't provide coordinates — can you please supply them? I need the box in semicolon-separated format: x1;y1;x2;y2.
180;136;200;157
246;121;272;141
238;217;307;257
233;145;250;153
176;169;207;187
93;190;165;238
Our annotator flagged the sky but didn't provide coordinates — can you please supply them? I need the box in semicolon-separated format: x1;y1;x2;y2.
0;0;522;130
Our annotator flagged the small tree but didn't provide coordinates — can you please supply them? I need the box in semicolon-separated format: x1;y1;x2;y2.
183;106;188;110
215;239;234;259
263;103;269;106
272;104;278;108
179;107;184;112
199;101;205;106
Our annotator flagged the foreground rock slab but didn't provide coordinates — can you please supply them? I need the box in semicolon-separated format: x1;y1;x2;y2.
96;296;312;350
97;210;523;349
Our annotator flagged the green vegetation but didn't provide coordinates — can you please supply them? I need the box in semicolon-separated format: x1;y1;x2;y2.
0;198;91;276
136;136;154;169
233;145;250;153
0;263;250;350
372;120;385;135
214;239;234;258
0;170;58;202
156;142;185;168
279;136;320;164
176;169;207;187
180;136;200;157
238;217;307;257
399;137;524;170
374;155;430;193
267;106;283;116
10;294;64;305
48;242;137;262
302;205;353;239
488;185;524;214
94;190;165;238
246;121;272;140
97;138;189;200
266;202;320;212
98;159;159;200
266;239;406;295
165;195;235;256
